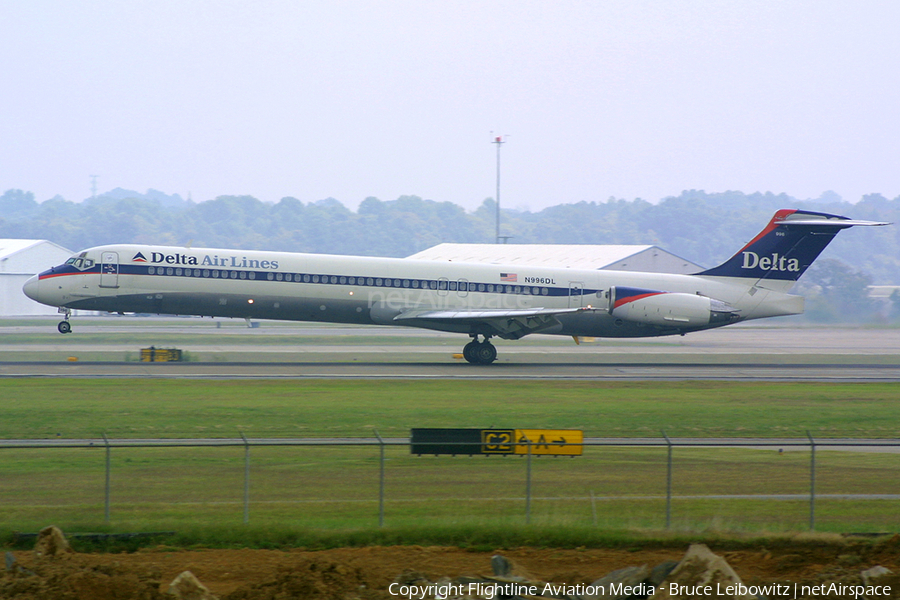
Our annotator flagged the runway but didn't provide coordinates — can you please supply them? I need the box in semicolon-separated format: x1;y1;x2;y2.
1;319;899;381
2;360;900;381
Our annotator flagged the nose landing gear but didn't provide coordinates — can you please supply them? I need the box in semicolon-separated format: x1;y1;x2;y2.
462;335;497;365
57;310;72;334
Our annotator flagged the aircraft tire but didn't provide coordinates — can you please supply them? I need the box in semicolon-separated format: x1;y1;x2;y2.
462;340;479;364
57;321;72;334
472;341;497;365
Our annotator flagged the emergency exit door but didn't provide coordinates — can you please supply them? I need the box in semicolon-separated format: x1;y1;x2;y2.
568;281;584;307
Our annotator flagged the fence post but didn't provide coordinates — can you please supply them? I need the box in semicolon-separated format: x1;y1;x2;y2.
525;436;533;524
102;433;111;524
807;431;816;531
662;430;672;529
240;431;250;524
374;430;385;528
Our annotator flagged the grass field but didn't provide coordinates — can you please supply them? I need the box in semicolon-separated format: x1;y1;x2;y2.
1;379;898;540
2;379;899;439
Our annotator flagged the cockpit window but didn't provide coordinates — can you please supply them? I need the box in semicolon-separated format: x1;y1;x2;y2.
64;256;93;269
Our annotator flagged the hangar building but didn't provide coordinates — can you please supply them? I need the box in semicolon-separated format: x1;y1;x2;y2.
0;239;73;316
407;243;704;274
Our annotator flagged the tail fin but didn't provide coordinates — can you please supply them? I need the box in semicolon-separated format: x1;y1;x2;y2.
697;209;887;282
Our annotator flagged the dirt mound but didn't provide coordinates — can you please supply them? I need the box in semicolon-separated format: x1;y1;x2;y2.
2;538;900;599
1;558;165;600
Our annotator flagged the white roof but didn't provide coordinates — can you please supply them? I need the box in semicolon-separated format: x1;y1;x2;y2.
407;243;702;272
0;239;46;259
0;239;73;274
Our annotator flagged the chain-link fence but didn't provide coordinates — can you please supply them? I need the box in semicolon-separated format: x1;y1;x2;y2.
1;435;898;532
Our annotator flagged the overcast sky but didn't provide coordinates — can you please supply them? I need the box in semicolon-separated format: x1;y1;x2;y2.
3;1;899;210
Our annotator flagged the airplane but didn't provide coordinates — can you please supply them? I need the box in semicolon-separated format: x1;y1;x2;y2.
23;209;887;364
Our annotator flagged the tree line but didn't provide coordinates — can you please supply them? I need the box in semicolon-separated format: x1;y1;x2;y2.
2;187;898;322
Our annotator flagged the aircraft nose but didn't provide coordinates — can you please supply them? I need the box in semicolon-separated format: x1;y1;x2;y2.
23;275;41;302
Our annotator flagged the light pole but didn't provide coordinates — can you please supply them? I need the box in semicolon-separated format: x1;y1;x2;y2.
492;134;506;244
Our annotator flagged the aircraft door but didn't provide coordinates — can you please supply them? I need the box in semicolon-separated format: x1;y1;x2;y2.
568;281;584;307
100;251;119;288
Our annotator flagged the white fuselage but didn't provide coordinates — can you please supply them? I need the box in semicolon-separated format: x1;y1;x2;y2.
24;243;803;339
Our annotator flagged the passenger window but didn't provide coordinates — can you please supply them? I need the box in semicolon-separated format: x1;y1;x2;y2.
149;266;156;275
240;271;247;279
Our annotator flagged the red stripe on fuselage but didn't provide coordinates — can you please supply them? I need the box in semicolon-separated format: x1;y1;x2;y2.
38;271;84;280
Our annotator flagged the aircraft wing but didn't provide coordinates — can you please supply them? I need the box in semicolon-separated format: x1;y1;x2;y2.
392;306;596;339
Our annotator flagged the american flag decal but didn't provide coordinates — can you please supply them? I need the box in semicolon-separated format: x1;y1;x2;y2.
500;273;518;282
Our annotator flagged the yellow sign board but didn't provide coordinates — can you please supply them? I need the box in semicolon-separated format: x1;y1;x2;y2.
514;429;583;456
481;429;516;454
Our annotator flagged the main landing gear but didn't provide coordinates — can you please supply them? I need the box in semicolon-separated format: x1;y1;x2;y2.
57;310;72;334
462;335;497;365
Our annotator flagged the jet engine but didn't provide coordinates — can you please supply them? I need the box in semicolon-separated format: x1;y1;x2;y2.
609;286;739;327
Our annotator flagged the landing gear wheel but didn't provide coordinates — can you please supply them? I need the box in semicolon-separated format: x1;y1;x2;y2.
472;341;497;365
463;340;480;363
57;320;72;334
